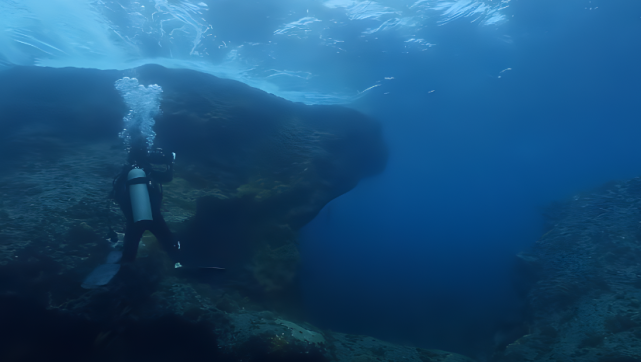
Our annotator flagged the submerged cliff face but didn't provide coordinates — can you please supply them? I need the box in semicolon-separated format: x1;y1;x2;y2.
0;64;451;361
0;65;477;362
0;64;387;293
495;178;641;362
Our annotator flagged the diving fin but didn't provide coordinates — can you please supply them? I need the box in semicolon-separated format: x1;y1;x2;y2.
175;262;225;270
105;250;123;264
81;251;123;289
82;264;121;289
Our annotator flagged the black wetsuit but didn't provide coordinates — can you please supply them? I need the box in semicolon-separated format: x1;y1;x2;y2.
112;154;179;263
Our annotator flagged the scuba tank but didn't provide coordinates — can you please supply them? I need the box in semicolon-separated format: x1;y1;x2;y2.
127;168;153;223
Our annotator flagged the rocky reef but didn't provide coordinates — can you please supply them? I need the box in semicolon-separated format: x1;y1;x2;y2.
494;178;641;362
0;65;473;361
0;64;387;292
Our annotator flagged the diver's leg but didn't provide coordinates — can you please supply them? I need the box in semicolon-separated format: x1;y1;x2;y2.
121;222;146;263
149;211;180;261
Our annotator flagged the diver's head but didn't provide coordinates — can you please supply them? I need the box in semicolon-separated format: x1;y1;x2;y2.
147;148;174;164
127;144;149;167
127;145;174;170
147;148;175;172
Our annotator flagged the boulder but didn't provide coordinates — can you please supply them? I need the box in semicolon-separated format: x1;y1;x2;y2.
0;64;387;292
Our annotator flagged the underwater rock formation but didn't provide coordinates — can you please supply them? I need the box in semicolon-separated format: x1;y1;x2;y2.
0;65;475;361
495;178;641;361
0;64;387;292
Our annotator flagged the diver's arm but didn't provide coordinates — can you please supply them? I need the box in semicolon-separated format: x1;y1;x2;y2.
156;162;174;183
149;168;171;183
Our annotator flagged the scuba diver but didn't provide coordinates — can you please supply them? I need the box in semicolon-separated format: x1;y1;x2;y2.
82;138;223;288
112;143;179;264
82;142;178;288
